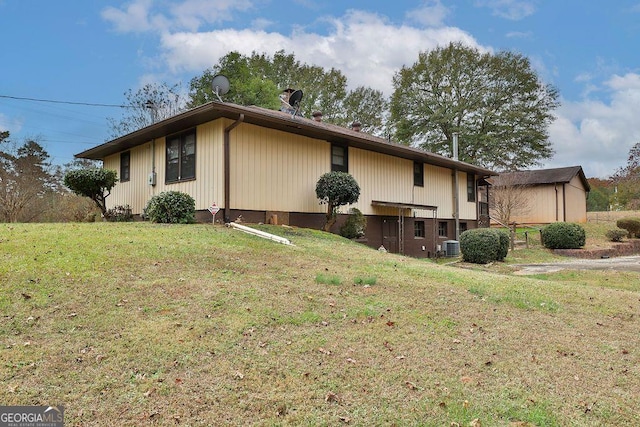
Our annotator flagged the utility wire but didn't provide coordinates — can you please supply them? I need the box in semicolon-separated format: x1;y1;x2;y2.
0;94;132;108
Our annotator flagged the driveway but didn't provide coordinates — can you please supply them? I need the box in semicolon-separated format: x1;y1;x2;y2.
514;255;640;275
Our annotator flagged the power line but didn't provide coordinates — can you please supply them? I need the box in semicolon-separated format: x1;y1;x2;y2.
0;94;132;108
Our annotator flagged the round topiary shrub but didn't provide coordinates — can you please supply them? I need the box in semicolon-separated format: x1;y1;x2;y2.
616;217;640;238
541;222;585;249
605;227;627;242
460;228;501;264
144;191;195;224
340;207;367;239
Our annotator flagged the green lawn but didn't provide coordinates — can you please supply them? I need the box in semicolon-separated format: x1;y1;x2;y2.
1;223;639;426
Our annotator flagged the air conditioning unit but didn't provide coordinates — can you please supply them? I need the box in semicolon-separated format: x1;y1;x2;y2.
443;240;460;257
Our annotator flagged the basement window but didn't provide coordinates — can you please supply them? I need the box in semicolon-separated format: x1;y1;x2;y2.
166;129;196;183
438;221;448;238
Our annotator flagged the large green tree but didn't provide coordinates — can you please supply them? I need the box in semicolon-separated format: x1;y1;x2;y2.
390;42;559;170
188;50;388;136
0;133;59;222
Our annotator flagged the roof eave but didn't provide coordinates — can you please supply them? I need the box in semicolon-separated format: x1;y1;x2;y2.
75;101;496;176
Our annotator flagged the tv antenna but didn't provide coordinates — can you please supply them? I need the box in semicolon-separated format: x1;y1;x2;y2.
211;74;230;102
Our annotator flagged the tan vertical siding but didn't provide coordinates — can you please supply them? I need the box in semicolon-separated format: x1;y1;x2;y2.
510;184;560;224
229;123;327;212
104;142;154;213
350;148;412;215
424;165;453;218
103;117;480;223
564;176;587;222
458;171;477;220
105;120;225;214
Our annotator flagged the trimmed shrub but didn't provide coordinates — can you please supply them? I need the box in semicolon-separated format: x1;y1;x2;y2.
340;208;367;239
495;229;510;261
105;204;133;222
616;217;640;238
606;228;627;242
144;191;195;224
542;222;585;249
460;228;500;264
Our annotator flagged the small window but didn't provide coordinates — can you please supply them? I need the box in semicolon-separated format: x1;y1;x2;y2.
120;151;130;182
414;220;425;238
166;129;196;183
331;144;348;172
414;161;424;187
438;221;448;238
467;173;476;202
460;222;468;233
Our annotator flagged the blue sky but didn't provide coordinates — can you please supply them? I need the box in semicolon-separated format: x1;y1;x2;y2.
2;0;640;178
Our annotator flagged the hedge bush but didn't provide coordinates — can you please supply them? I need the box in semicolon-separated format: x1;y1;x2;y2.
541;222;585;249
144;191;195;224
605;228;627;242
105;204;133;222
616;217;640;238
460;228;508;264
495;229;510;261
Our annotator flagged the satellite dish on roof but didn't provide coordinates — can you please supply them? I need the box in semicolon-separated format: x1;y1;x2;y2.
211;74;230;102
287;89;303;117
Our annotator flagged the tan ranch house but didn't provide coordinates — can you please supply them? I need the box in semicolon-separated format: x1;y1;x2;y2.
76;101;496;258
489;166;590;224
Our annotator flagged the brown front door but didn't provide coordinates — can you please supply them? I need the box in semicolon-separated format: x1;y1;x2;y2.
382;217;399;253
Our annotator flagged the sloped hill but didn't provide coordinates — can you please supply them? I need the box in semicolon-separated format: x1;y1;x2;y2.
1;223;638;426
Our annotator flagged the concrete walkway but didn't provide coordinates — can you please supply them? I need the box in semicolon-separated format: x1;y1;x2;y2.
514;255;640;275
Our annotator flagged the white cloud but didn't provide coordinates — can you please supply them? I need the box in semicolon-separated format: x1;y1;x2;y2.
102;0;155;33
505;30;532;39
0;113;23;134
102;0;252;33
407;0;450;27
169;0;252;31
474;0;536;20
160;10;480;95
544;73;640;178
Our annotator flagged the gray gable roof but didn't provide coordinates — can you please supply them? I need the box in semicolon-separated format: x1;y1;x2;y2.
490;166;590;191
75;101;496;177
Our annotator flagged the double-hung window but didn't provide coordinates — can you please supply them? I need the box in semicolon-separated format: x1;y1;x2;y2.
120;151;130;182
166;129;196;183
414;161;424;187
467;173;476;202
331;144;348;172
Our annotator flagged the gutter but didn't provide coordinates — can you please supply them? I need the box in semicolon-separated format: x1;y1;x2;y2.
224;114;244;222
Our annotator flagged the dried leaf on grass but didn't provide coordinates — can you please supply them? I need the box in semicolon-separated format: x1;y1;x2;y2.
325;391;340;403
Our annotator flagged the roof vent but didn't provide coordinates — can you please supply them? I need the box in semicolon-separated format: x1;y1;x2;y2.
312;111;323;122
351;121;361;132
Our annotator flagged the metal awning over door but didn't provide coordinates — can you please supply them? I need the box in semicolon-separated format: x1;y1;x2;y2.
371;200;438;255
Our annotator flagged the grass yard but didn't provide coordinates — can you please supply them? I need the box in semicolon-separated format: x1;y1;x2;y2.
1;222;639;426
